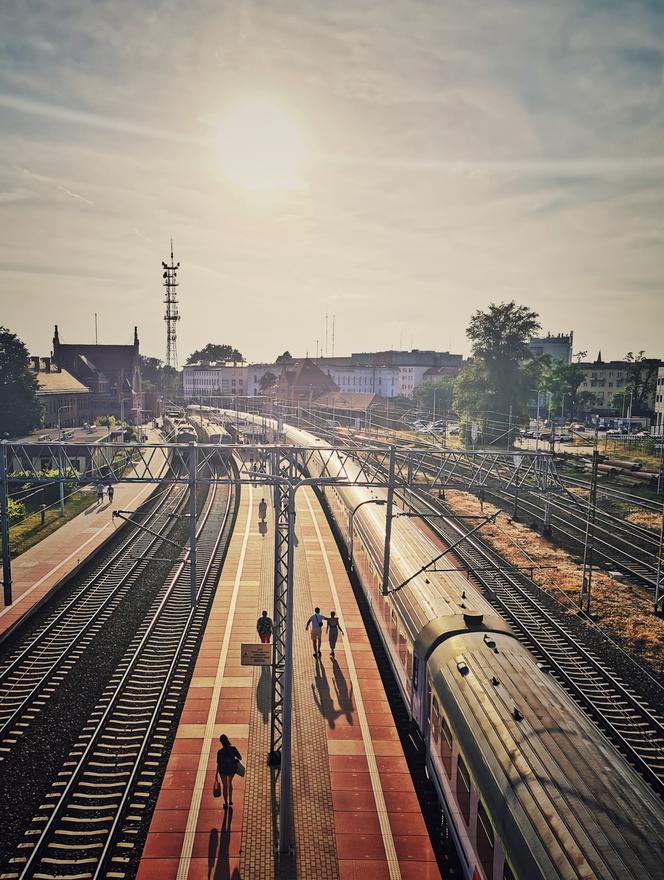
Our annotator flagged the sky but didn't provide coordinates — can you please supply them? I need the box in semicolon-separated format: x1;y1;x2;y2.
1;0;663;365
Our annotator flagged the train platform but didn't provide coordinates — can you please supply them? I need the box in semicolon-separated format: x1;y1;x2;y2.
138;483;441;880
0;427;166;641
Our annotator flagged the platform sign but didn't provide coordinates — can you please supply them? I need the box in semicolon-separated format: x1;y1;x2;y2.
241;643;272;666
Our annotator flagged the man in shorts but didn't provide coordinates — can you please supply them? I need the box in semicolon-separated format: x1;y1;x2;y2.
305;607;326;658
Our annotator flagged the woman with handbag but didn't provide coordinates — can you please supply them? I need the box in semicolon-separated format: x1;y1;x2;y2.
215;733;243;808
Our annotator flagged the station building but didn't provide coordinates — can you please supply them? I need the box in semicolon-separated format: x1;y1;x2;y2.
29;357;91;428
51;325;143;421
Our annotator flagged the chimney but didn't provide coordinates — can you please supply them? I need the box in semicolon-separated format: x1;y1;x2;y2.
44;356;51;372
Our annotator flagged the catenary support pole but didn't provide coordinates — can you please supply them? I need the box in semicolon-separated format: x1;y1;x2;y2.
381;446;396;595
1;443;12;606
278;484;296;855
580;418;600;614
58;446;65;517
189;443;197;607
654;495;664;614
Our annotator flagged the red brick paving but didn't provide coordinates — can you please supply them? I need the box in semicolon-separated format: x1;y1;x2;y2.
137;483;442;879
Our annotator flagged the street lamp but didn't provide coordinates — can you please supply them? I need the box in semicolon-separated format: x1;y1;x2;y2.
349;499;387;570
120;397;133;425
57;405;72;439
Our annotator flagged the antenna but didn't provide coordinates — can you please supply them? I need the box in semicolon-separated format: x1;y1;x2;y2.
325;312;328;358
162;238;181;369
94;313;98;345
332;314;335;357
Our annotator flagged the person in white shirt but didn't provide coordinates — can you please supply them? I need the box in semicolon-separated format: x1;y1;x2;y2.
305;607;326;658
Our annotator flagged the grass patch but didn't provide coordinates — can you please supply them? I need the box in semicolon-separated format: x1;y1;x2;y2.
8;491;97;558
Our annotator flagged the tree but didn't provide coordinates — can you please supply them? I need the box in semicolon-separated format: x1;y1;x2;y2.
454;302;541;434
541;360;585;419
259;371;278;392
414;377;455;413
0;326;42;437
186;344;243;365
622;351;658;414
275;351;293;364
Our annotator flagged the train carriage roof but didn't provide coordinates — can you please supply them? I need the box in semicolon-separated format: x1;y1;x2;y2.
429;634;664;880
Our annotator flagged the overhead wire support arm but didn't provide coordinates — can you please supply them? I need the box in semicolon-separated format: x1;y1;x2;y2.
389;511;500;595
111;510;185;551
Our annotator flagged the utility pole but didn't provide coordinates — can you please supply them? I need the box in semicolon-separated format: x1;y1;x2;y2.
58;446;65;517
1;442;12;606
654;495;664;615
580;417;600;615
507;405;512;450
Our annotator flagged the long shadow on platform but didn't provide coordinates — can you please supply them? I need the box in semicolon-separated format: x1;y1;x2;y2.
208;808;240;880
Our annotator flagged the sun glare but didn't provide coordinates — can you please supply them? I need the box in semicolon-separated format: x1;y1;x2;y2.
216;95;306;191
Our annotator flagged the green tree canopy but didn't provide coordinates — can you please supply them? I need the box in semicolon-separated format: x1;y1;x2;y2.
259;371;278;392
275;351;293;363
454;302;541;434
623;351;658;414
541;360;586;418
186;344;244;365
0;326;42;438
413;377;455;413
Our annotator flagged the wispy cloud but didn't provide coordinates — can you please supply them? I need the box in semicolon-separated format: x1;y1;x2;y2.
0;0;663;362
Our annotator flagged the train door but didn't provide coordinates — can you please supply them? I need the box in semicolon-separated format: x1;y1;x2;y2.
411;651;426;731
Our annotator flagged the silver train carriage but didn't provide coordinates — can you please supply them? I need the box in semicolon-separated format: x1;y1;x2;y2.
261;417;664;880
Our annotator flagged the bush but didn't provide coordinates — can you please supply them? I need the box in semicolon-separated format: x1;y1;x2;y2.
8;497;26;525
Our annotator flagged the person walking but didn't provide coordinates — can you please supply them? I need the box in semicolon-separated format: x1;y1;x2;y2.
326;611;344;659
215;734;242;809
256;610;273;644
106;483;114;505
306;607;326;658
258;497;267;523
96;482;104;505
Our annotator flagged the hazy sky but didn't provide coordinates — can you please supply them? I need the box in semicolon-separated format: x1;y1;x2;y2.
1;1;663;364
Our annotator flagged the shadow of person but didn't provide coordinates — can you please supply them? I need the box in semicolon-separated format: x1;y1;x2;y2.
333;659;354;725
207;827;218;879
258;520;268;537
312;656;341;729
256;664;271;724
213;807;236;880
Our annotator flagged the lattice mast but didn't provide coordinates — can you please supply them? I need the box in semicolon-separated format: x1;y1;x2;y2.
162;239;181;369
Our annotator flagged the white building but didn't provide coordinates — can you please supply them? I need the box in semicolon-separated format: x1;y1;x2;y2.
319;363;400;398
183;362;248;402
655;366;664;436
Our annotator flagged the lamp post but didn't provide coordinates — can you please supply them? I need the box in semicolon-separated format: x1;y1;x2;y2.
57;404;72;439
349;499;387;570
120;397;133;425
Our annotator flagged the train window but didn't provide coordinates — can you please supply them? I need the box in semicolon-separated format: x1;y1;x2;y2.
412;655;420;692
431;697;440;743
503;862;515;880
456;756;471;824
406;649;413;679
440;716;453;777
477;801;494;878
398;632;407;665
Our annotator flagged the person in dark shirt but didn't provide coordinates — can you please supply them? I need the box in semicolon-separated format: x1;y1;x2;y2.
257;610;273;643
216;733;242;808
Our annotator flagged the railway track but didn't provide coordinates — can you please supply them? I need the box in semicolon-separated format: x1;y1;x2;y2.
305;425;664;797
0;482;188;756
347;429;661;590
1;462;237;880
401;487;664;796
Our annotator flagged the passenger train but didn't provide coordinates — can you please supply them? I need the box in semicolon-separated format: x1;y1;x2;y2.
227;412;664;880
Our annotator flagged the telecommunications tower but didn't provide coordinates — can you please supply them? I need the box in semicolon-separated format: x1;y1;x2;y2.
162;240;180;369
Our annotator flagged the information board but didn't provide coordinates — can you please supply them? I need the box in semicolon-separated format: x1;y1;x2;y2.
241;643;272;666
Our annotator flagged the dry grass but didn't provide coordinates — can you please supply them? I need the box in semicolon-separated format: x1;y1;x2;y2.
625;510;661;531
444;490;664;673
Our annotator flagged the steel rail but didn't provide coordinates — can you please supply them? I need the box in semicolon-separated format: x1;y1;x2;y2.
0;481;188;749
13;460;236;880
403;487;664;795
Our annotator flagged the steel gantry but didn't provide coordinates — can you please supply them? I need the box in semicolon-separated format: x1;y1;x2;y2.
0;438;563;854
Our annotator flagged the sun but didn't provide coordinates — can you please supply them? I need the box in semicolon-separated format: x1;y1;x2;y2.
216;95;306;191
